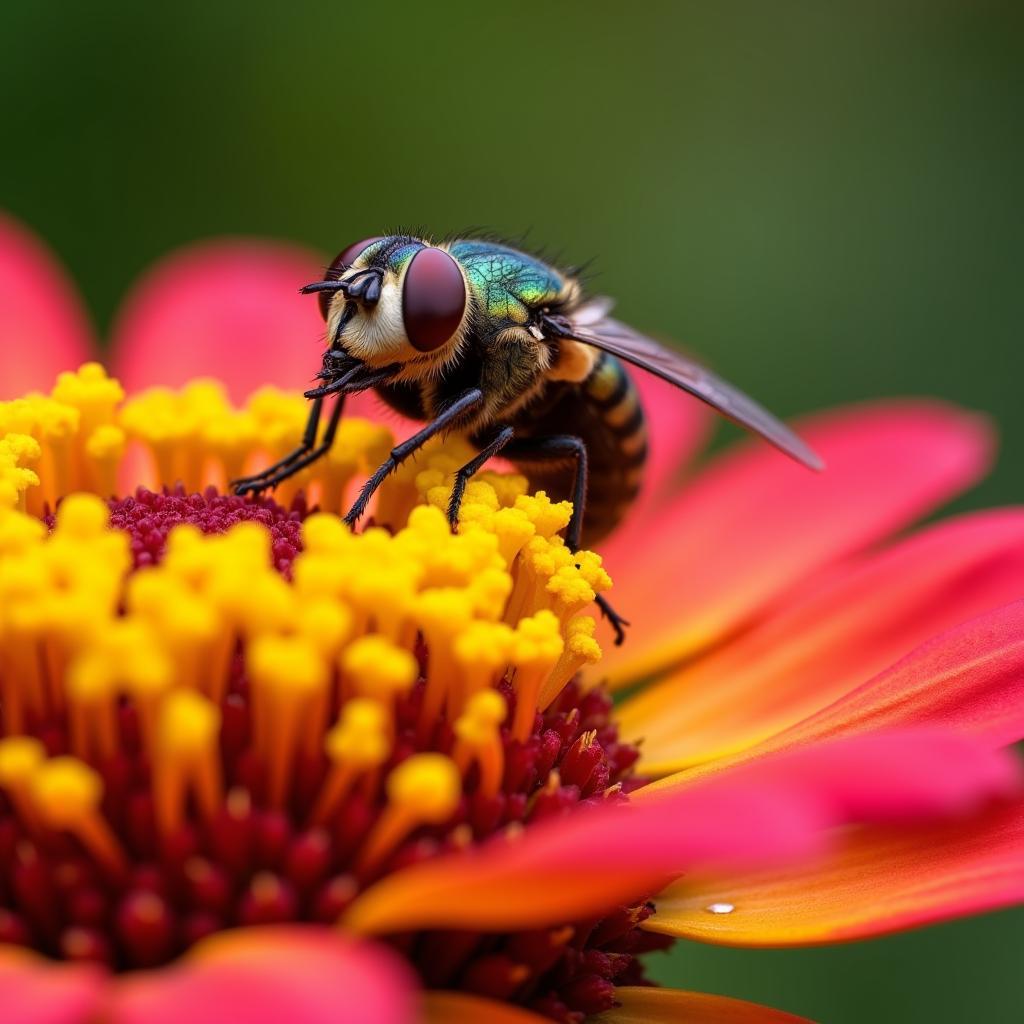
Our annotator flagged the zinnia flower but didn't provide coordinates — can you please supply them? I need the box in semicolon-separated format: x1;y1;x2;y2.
1;211;1022;1024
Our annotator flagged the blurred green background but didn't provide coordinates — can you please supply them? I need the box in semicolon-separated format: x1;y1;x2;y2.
2;1;1021;1019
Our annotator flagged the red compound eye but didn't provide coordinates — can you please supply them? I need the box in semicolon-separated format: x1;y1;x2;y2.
318;236;383;319
402;248;466;352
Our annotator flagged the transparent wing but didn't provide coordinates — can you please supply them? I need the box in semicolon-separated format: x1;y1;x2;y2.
561;304;824;471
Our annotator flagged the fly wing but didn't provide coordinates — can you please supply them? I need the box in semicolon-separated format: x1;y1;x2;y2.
560;306;824;471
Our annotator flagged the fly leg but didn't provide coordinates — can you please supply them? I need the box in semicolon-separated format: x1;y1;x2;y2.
344;388;484;528
504;434;629;645
233;396;326;495
503;435;589;550
446;425;516;529
233;393;345;495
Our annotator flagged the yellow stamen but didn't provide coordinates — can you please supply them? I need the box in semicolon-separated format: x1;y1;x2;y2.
341;636;418;707
0;736;46;830
452;690;507;797
310;698;391;825
539;615;602;709
509;611;565;742
153;690;223;836
248;634;328;808
452;621;514;715
414;588;476;740
357;753;460;874
30;756;126;874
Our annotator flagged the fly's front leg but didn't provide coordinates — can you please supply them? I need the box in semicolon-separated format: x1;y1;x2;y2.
447;425;515;530
504;433;629;645
344;388;484;528
234;393;348;494
233;396;326;494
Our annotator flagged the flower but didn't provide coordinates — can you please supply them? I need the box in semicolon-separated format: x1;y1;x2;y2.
0;211;1022;1024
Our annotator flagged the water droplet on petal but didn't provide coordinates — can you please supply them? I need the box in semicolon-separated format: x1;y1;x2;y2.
705;901;735;915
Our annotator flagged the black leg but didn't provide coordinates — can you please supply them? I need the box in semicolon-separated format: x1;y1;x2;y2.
504;434;629;645
235;393;348;494
594;594;630;647
233;397;326;493
344;388;484;527
447;425;515;529
503;434;589;551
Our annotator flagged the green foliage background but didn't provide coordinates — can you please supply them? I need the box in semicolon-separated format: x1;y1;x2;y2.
2;2;1022;1019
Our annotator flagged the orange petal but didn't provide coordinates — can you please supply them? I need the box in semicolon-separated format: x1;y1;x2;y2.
109;926;416;1024
342;729;1016;936
601;400;992;686
108;240;330;404
619;510;1024;774
593;986;813;1023
0;211;96;398
0;944;106;1024
421;992;551;1023
647;800;1024;947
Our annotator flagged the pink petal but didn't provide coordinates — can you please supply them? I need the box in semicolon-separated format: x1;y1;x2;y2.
749;598;1024;757
108;240;337;404
619;509;1024;774
108;926;416;1024
343;729;1017;935
0;212;96;397
601;400;993;685
0;946;106;1024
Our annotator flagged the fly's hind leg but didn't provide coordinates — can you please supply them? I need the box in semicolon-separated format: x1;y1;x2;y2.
503;434;629;645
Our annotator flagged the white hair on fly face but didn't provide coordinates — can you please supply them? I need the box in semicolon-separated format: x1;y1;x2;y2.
326;264;470;382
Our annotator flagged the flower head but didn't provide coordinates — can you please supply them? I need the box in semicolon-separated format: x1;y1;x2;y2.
1;213;1023;1024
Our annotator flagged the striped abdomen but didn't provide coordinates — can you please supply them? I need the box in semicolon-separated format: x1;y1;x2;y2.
510;352;647;547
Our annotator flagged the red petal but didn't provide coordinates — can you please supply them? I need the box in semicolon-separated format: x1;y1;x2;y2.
649;800;1024;946
619;510;1024;774
108;240;333;404
0;212;95;397
593;986;813;1023
343;729;1017;935
602;401;993;685
677;598;1024;779
108;926;416;1024
0;946;106;1024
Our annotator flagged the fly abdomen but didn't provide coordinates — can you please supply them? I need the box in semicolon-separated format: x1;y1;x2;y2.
578;352;647;542
510;352;647;547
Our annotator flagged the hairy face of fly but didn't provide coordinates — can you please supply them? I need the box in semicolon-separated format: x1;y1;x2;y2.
325;247;469;380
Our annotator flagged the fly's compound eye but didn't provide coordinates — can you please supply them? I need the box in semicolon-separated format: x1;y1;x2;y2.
402;248;467;352
318;236;384;320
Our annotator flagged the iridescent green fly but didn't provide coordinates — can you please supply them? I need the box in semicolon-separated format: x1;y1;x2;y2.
235;234;822;642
